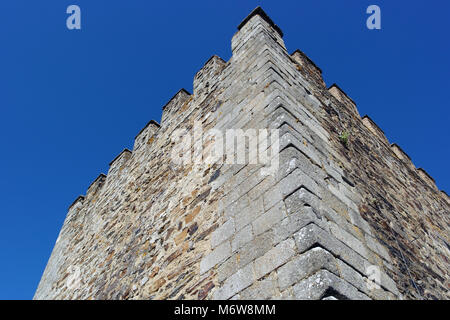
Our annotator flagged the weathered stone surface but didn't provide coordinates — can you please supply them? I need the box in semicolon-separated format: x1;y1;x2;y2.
254;238;296;279
234;197;264;231
35;6;448;301
293;270;370;300
294;223;369;277
279;168;323;200
200;241;232;274
277;247;337;291
237;231;275;269
231;224;253;252
328;221;370;260
240;276;278;300
210;219;235;249
213;263;254;300
252;201;286;236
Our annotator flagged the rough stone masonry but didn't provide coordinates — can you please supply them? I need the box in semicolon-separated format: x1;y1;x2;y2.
35;7;449;300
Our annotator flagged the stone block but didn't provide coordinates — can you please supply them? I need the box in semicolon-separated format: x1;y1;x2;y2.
232;224;253;252
252;201;286;236
213;263;255;300
277;247;337;291
279;168;322;200
234;198;263;232
211;219;235;249
200;241;232;274
293;270;369;300
217;255;238;283
284;187;321;215
238;231;275;269
254;238;296;279
239;277;278;300
263;185;283;211
328;221;370;260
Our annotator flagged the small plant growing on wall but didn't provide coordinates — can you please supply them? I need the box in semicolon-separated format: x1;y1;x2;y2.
339;131;349;147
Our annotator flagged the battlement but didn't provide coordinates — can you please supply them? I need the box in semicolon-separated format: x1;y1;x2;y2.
291;49;325;88
108;148;132;168
86;173;107;197
328;83;360;117
194;55;227;97
134;120;160;140
134;120;160;151
237;6;283;38
357;113;443;194
68;195;84;211
361;114;388;145
231;7;286;55
161;89;192;126
390;143;412;162
417;168;437;190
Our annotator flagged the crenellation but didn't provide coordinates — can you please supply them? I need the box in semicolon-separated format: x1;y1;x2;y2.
68;195;85;211
108;148;132;168
193;55;227;98
133;120;160;151
85;173;107;199
161;89;192;126
361;115;389;145
328;84;360;117
390;143;412;162
237;6;283;38
231;11;286;56
416;168;437;190
290;49;325;88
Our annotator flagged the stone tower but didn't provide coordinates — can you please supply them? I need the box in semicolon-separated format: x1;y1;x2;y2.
35;7;449;300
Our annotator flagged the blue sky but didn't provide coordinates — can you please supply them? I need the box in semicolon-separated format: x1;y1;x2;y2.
0;0;448;299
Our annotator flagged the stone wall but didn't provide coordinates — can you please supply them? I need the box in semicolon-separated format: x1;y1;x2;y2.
34;7;449;300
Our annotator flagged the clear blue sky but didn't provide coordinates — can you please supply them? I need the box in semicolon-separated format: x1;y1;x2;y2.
0;0;448;299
